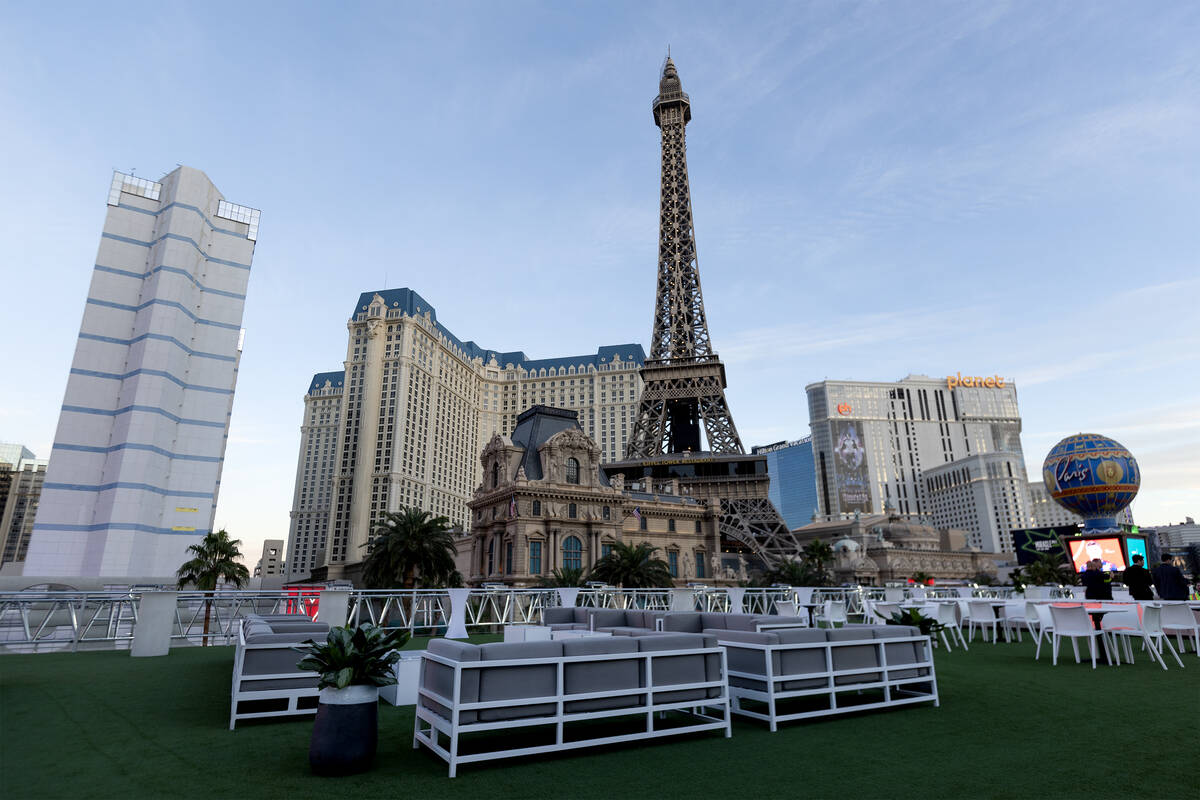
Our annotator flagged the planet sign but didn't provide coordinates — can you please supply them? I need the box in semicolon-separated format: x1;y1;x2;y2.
1042;433;1140;528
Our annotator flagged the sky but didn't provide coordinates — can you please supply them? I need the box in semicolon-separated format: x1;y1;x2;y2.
2;1;1198;568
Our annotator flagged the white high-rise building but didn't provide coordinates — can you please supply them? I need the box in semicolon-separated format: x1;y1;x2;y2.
285;288;645;582
24;168;258;579
807;374;1029;553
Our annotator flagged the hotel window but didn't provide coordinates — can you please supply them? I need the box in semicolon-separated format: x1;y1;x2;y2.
568;503;577;519
505;542;513;574
532;500;541;516
491;462;499;488
602;506;610;520
668;551;678;577
639;515;647;531
562;536;582;570
529;541;542;574
602;543;613;559
566;458;580;484
695;551;705;579
668;519;676;532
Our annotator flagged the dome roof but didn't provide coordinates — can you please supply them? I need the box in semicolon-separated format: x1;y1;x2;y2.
1042;433;1140;521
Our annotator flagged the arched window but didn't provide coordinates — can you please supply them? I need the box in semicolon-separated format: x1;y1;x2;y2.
562;536;582;570
491;462;499;489
566;458;580;484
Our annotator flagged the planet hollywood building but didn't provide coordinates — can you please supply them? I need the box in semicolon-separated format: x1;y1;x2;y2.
806;374;1030;553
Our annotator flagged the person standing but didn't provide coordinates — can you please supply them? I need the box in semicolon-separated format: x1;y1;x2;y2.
1122;554;1154;600
1081;559;1113;600
1152;555;1188;601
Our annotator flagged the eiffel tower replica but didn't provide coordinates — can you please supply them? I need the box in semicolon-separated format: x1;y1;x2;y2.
604;58;803;568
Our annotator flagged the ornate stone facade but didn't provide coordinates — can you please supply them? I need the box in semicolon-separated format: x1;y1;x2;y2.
793;508;1000;586
465;406;723;586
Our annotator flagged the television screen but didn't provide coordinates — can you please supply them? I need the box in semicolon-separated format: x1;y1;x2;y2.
1125;537;1147;566
1066;538;1127;573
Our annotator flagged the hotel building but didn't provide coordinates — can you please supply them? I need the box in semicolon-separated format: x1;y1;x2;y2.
285;289;644;582
806;374;1029;552
1;446;48;571
751;437;819;530
24;168;258;579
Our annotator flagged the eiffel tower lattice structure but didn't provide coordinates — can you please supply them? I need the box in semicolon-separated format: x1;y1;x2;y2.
608;58;797;567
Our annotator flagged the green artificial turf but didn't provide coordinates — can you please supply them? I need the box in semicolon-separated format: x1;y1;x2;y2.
2;637;1196;799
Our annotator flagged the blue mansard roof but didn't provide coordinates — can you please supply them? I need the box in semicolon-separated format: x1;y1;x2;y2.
351;288;645;372
307;371;345;394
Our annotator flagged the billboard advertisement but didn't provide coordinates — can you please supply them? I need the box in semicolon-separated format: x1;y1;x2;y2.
1066;537;1127;573
832;420;871;513
1125;536;1147;565
1010;526;1078;566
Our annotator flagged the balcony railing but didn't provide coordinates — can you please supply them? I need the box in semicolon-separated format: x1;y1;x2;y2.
0;584;1041;653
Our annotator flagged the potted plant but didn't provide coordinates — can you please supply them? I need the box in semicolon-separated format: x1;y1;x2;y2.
886;608;943;639
295;623;410;776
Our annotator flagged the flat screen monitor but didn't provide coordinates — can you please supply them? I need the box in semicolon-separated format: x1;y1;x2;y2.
1066;537;1127;573
1125;536;1147;566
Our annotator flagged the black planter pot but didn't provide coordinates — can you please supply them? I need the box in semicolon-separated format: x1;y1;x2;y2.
309;686;379;776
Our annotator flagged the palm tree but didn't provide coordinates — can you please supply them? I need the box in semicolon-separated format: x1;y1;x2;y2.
537;567;588;588
176;529;250;646
763;558;811;586
589;542;673;588
361;508;463;589
801;540;835;586
1020;553;1078;586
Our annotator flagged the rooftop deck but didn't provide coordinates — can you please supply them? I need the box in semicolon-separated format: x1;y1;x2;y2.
2;635;1195;799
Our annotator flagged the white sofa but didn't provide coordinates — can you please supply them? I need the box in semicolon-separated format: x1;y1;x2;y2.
229;614;329;729
413;632;731;777
716;624;938;730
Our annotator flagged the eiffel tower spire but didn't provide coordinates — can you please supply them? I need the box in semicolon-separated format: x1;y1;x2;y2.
626;58;744;458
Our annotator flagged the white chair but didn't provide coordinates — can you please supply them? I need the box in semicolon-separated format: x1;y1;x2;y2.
1048;605;1114;669
1101;606;1166;670
1033;604;1055;660
814;600;848;628
910;585;928;601
872;602;902;623
774;600;807;625
910;603;954;651
1001;601;1030;643
1141;605;1185;668
966;601;1000;644
1159;603;1200;656
930;602;967;650
884;587;905;603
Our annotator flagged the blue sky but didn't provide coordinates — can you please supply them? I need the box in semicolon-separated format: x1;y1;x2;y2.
2;1;1197;565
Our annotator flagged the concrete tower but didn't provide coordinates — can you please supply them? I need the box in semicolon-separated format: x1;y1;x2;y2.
24;168;259;579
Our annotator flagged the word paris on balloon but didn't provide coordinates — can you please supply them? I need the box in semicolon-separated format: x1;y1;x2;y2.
946;373;1007;390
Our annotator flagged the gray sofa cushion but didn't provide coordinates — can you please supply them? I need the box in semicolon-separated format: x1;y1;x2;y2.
662;612;703;633
547;623;587;631
574;608;591;624
752;615;807;630
774;628;830;690
423;639;482;723
705;629;778;691
598;626;649;637
242;620;275;643
637;633;721;702
562;637;641;712
267;621;330;635
721;614;761;632
588;608;628;629
827;628;882;685
477;641;564;722
542;607;576;625
873;627;929;680
700;613;729;630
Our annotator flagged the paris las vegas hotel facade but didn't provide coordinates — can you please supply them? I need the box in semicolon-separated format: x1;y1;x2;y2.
285;289;647;582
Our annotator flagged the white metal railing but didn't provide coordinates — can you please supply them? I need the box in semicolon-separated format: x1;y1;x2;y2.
0;584;1044;652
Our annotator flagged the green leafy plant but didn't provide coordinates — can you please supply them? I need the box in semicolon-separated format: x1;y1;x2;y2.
887;608;943;638
295;623;410;690
589;542;673;588
537;567;588;587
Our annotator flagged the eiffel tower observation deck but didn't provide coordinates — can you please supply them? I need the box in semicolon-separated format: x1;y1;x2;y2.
604;58;803;566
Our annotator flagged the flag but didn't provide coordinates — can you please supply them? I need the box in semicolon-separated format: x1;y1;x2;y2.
509;495;517;518
632;506;642;521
